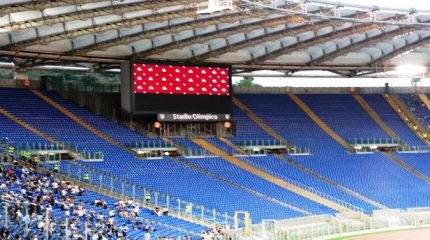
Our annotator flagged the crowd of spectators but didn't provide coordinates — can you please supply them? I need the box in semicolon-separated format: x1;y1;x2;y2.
0;163;188;240
403;94;430;129
0;161;232;240
200;226;229;240
0;162;94;239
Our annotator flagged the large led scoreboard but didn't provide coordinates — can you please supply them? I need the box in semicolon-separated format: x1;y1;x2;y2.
121;61;233;122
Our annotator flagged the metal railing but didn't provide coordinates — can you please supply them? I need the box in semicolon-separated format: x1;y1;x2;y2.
397;145;430;153
76;151;104;161
232;139;311;155
233;139;286;147
347;137;430;153
15;142;68;151
182;149;216;158
287;146;312;155
14;142;104;161
128;140;174;150
348;137;401;145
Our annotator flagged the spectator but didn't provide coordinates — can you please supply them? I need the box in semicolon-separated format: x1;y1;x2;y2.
162;207;169;216
92;230;107;240
109;209;116;217
144;231;151;240
133;205;140;217
120;224;128;237
154;206;162;217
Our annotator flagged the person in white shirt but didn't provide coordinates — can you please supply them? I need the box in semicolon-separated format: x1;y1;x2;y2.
22;214;30;226
37;220;45;230
120;224;128;236
109;209;115;217
133;206;140;216
16;210;23;220
71;186;79;195
91;231;107;240
108;217;115;226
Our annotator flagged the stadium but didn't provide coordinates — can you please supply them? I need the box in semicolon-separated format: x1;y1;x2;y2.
2;0;430;239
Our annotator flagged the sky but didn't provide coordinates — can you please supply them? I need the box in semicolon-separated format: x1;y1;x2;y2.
338;0;430;10
232;70;430;87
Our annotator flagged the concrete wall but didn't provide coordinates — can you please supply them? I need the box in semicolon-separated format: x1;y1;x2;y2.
0;79;40;89
233;86;430;94
1;78;429;95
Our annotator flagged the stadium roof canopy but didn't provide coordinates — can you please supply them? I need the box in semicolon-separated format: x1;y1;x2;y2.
2;0;430;76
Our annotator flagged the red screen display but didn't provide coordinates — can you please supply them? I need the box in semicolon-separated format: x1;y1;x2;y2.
133;63;230;96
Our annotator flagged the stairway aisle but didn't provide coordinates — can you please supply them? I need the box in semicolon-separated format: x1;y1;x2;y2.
419;94;430;110
288;94;354;152
385;94;430;145
383;152;430;185
172;157;312;215
276;154;387;210
218;137;245;154
0;107;57;143
233;97;287;143
31;90;138;156
353;95;398;139
192;138;356;214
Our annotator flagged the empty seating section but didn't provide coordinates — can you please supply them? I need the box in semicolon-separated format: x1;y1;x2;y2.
172;137;208;153
3;87;430;226
0;88;111;153
205;137;240;155
290;152;430;209
182;156;334;215
231;105;273;140
236;93;430;210
298;94;389;141
41;91;164;147
239;155;377;213
0;114;47;144
361;94;424;146
393;152;430;177
235;94;343;151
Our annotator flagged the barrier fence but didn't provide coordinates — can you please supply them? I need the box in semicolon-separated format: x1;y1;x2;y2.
14;142;104;161
231;209;430;240
232;139;311;155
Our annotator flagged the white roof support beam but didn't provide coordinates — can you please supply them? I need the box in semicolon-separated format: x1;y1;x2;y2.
0;0;201;29
0;4;199;48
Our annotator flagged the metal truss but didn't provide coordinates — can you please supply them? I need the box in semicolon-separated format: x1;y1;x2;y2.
310;26;417;66
192;19;334;61
1;1;202;29
68;10;255;54
132;12;297;57
244;23;376;65
5;6;200;49
371;36;430;67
